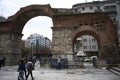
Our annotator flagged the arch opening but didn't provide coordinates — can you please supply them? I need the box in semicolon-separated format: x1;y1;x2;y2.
73;35;99;57
13;10;53;33
8;5;55;34
72;29;101;63
22;16;53;40
21;16;53;58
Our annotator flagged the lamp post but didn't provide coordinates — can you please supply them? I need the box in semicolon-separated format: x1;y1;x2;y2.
77;37;83;52
31;42;34;56
89;38;91;51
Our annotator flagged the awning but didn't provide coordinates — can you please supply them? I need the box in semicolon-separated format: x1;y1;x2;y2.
76;51;86;57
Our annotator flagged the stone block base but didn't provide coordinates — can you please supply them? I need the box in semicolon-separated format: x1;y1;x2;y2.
52;54;84;68
5;54;21;66
52;54;74;61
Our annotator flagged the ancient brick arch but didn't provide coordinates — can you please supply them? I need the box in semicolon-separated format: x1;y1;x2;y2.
72;26;101;45
71;16;117;59
0;5;55;65
72;26;109;59
52;13;117;61
8;4;55;33
0;4;118;65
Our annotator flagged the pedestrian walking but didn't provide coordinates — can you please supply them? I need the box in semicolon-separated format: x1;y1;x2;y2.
26;59;34;80
107;57;112;69
2;56;6;67
0;58;2;69
17;59;26;80
57;57;61;70
40;58;45;67
32;56;36;69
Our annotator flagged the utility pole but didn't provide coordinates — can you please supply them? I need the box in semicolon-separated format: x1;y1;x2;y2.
31;42;34;56
89;38;91;52
36;39;39;55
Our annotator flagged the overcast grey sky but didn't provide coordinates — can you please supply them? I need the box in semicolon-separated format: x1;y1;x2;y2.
0;0;102;40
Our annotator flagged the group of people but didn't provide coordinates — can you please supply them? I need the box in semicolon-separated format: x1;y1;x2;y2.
0;56;6;69
17;57;36;80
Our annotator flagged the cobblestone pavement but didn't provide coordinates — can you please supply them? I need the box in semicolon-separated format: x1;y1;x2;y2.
0;62;120;80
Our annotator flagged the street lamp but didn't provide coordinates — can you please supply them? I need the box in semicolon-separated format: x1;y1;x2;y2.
31;42;34;56
89;38;91;52
76;37;83;52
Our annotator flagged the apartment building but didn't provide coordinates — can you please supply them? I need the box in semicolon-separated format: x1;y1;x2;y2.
25;33;51;54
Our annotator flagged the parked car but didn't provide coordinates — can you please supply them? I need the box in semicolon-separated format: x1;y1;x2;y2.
84;58;92;62
90;56;97;60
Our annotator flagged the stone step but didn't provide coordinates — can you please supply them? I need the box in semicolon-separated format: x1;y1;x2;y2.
109;67;120;76
112;67;120;73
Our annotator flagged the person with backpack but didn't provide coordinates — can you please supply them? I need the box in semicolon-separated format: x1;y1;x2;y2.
26;59;34;80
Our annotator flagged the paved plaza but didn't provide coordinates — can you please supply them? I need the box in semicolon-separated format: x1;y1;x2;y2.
0;62;120;80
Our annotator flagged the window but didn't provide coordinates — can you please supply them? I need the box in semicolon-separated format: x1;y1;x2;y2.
90;7;93;10
83;39;87;42
82;7;85;10
90;22;94;25
95;21;99;24
84;46;87;49
113;18;116;21
79;23;83;26
74;8;78;13
85;23;87;25
92;45;96;49
97;6;100;10
92;38;95;42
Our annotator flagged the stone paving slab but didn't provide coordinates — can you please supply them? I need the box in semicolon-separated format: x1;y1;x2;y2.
113;67;120;72
0;62;120;80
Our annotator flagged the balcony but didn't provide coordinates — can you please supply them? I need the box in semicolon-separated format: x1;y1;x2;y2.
94;9;102;12
104;8;117;12
104;5;117;12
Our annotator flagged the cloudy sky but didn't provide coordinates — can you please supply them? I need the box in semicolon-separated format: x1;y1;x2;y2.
0;0;102;40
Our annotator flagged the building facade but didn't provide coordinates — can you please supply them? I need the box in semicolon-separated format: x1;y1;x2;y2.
25;33;51;55
0;16;6;22
45;37;51;50
74;35;98;56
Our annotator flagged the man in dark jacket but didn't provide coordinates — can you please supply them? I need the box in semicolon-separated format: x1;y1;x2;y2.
17;59;26;80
